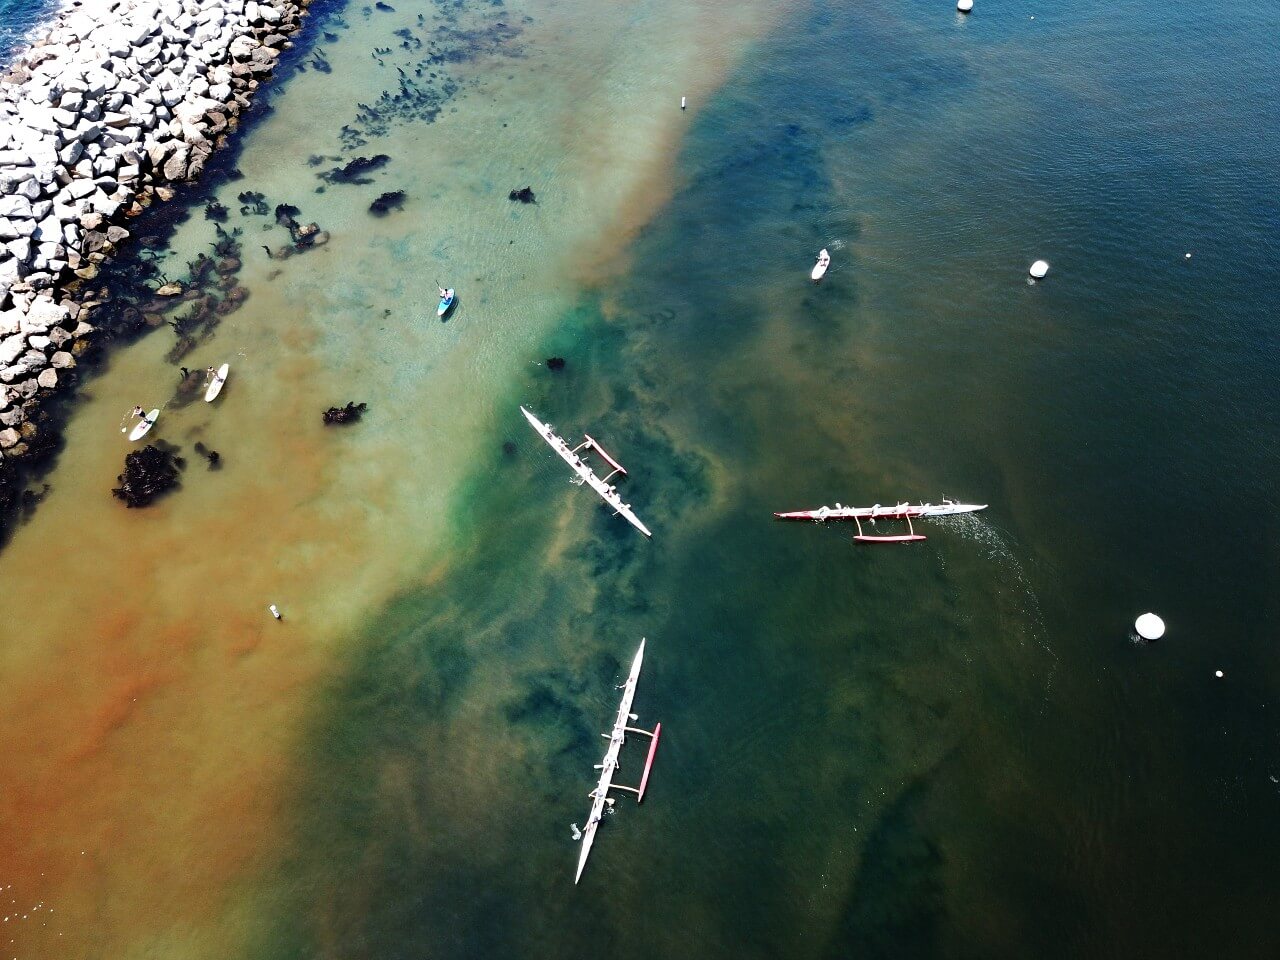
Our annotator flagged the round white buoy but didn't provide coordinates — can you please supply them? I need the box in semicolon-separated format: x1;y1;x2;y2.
1134;612;1165;641
1029;259;1050;279
269;604;282;620
1185;252;1192;259
957;0;973;12
1215;670;1224;679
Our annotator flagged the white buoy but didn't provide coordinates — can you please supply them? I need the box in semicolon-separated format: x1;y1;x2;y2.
1029;259;1050;279
1215;670;1224;679
680;96;686;110
1185;252;1192;259
1134;612;1165;641
957;0;973;12
269;604;282;620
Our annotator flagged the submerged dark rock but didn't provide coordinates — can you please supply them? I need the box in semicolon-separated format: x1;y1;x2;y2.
323;154;391;184
502;440;517;457
113;444;183;507
545;356;566;371
509;186;536;203
323;401;368;425
369;190;406;215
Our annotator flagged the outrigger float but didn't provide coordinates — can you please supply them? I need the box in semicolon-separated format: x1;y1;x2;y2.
520;405;653;538
574;638;661;884
773;500;987;543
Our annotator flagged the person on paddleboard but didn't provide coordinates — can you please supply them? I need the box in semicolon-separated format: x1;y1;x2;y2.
131;406;146;419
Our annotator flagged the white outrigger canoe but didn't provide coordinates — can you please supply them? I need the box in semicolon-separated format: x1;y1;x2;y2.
520;405;653;538
128;409;159;441
575;639;661;884
204;363;229;402
811;248;831;281
774;500;987;543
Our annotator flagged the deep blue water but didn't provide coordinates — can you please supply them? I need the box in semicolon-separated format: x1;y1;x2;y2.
0;0;58;66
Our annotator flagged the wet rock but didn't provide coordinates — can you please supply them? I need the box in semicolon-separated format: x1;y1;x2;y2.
322;401;367;425
155;281;183;297
369;190;406;216
509;186;536;204
112;443;182;507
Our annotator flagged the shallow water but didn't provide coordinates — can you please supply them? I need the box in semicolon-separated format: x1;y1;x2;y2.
3;0;1279;957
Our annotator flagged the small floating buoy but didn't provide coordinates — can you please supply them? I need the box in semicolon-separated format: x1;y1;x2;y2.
1215;670;1224;679
680;96;686;110
269;604;282;620
957;0;973;12
1184;252;1192;259
1134;612;1165;641
1029;259;1050;279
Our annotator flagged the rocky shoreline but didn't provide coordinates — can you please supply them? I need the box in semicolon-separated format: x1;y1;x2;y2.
0;0;311;463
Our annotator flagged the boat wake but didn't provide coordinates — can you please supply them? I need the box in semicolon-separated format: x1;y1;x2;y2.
932;513;1060;706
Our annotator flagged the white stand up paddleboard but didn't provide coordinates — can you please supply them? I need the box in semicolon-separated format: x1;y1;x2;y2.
811;248;831;281
205;363;230;402
129;409;159;441
437;288;456;318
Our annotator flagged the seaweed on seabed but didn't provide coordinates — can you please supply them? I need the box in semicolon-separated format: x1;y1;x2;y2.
320;154;391;185
237;190;269;216
204;200;229;222
322;401;367;425
508;186;535;203
369;190;406;215
113;443;184;507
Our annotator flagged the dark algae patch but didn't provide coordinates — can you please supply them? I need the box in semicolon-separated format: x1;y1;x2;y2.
369;190;407;215
113;444;183;507
337;0;529;149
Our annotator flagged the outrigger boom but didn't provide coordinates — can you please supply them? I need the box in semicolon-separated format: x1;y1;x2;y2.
521;406;653;538
575;639;662;884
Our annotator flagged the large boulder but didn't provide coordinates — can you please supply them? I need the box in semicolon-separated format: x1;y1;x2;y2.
21;298;70;332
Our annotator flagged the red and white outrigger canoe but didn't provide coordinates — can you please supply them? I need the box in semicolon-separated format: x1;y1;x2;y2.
774;500;987;543
575;639;661;884
521;405;653;538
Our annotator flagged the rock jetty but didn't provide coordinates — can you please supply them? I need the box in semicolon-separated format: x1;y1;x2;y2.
0;0;310;464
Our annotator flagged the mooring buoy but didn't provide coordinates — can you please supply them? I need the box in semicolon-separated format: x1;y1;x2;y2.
1134;612;1165;641
1029;259;1050;279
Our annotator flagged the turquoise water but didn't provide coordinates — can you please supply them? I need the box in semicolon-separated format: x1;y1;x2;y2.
3;0;1279;956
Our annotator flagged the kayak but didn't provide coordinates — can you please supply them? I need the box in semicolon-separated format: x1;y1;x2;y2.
205;363;230;402
437;288;456;317
811;248;831;281
129;409;159;441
